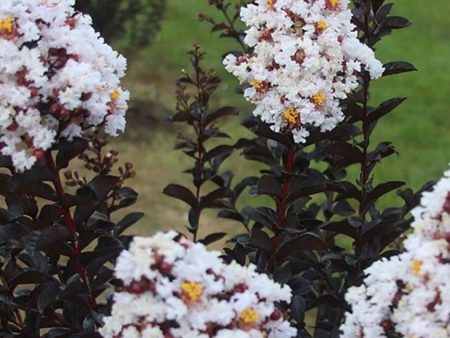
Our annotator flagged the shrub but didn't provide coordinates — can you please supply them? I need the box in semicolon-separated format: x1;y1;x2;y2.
167;0;433;336
75;0;166;53
340;167;450;337
100;231;296;337
0;0;445;337
0;1;141;336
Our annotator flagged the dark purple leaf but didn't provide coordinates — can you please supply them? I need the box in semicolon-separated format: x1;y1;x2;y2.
250;228;272;252
257;176;282;199
56;138;89;169
199;232;227;245
276;234;327;259
383;16;412;29
366;181;405;205
383;61;417;77
163;184;198;208
74;175;119;226
368;97;407;125
204;106;238;124
115;212;144;235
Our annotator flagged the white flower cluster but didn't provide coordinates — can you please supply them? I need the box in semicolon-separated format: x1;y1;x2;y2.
0;0;128;171
100;231;296;338
340;166;450;338
224;0;384;143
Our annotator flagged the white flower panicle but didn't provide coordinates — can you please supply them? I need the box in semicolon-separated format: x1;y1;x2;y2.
224;0;384;143
0;0;128;171
340;166;450;338
100;231;297;338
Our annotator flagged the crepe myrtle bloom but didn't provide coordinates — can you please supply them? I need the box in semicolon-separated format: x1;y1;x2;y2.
224;0;384;143
0;0;128;171
341;165;450;338
100;231;297;338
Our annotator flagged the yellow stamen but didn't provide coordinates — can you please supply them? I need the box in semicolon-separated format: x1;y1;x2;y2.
240;307;260;324
316;21;329;31
327;0;340;9
0;17;14;35
251;80;264;91
180;281;203;302
411;259;422;276
283;108;300;125
312;92;326;106
110;88;121;101
267;0;276;9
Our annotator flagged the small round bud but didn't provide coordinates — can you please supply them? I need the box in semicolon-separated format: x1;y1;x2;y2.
270;309;283;321
33;149;46;161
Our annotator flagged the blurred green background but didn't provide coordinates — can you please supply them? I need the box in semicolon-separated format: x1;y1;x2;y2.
98;0;449;235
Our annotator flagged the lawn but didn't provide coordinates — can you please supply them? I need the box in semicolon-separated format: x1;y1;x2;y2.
110;0;450;236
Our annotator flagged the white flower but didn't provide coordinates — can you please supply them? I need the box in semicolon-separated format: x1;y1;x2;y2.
224;0;384;143
100;232;297;338
0;0;128;171
340;164;450;338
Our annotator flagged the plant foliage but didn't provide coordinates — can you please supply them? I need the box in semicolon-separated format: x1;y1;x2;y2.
165;0;433;336
0;132;141;337
164;45;238;245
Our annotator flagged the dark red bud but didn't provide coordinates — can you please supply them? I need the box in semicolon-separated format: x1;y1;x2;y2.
29;86;39;97
49;103;60;114
270;309;283;321
159;262;172;275
33;149;45;161
81;92;93;101
380;319;393;332
232;283;248;293
7;121;18;131
128;281;143;294
59;108;71;120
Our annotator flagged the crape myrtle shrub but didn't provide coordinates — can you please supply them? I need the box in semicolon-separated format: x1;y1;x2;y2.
75;0;165;53
0;136;142;338
167;0;433;336
0;1;142;336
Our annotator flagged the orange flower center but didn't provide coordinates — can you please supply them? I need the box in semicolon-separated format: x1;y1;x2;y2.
312;92;326;106
240;307;260;324
316;21;329;32
0;17;14;35
283;108;300;125
110;88;121;101
267;0;276;9
251;80;264;91
180;281;203;302
411;259;422;276
326;0;340;9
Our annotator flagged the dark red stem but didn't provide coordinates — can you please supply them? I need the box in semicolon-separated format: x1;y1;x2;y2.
46;151;96;309
267;145;296;272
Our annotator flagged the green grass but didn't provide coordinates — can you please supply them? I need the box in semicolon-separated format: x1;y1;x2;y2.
112;0;450;236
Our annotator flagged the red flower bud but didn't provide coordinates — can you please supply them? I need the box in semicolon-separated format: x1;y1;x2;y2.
29;86;39;97
33;149;45;161
270;309;283;321
49;103;60;114
128;281;143;294
59;108;71;120
380;319;393;332
159;261;172;275
7;121;18;131
81;92;93;101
